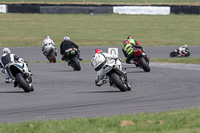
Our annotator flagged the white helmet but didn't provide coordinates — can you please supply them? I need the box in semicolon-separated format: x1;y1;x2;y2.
2;47;11;54
45;35;50;39
184;44;188;47
64;36;70;41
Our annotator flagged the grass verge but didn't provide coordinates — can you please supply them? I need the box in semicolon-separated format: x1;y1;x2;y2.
150;57;200;65
0;107;200;133
0;14;200;47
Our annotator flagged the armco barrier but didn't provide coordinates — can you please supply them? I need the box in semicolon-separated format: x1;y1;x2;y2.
171;6;200;14
40;6;113;14
4;4;200;14
7;4;40;13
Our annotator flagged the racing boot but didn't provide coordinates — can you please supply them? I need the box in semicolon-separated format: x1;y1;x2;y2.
5;78;13;84
14;81;18;87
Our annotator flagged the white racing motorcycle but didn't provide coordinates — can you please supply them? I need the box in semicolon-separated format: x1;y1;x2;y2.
6;60;34;92
91;53;131;92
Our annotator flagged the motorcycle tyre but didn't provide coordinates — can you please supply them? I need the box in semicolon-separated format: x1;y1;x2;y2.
71;57;81;71
185;52;190;57
50;52;56;63
109;72;127;92
170;51;177;57
139;57;151;72
15;73;31;92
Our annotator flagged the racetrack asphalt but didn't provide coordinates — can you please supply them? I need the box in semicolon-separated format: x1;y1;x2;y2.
0;46;200;123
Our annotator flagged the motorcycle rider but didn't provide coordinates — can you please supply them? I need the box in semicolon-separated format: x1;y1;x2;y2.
41;35;57;63
91;48;131;90
178;44;189;56
0;47;32;87
122;39;143;64
60;36;82;65
127;35;141;46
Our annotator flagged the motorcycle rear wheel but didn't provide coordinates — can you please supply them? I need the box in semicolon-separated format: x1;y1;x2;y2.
15;73;31;92
49;52;56;63
170;51;177;57
71;57;81;71
109;72;127;92
139;57;151;72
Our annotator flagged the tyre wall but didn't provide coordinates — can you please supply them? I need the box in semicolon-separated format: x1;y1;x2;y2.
2;4;200;14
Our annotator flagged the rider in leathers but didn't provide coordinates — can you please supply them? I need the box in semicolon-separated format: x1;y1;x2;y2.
60;36;82;65
178;44;189;56
91;48;131;90
0;48;32;87
122;38;143;64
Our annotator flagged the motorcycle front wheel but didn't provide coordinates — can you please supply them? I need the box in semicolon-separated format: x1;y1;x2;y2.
109;72;127;92
185;52;190;57
139;57;151;72
15;73;31;92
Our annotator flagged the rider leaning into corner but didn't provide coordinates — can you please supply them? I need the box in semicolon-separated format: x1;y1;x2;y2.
91;48;131;89
41;35;57;61
0;47;32;87
178;44;189;56
122;36;143;65
60;36;82;65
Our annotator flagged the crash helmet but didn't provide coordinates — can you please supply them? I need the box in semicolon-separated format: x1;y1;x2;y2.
94;48;102;54
63;36;70;41
45;35;50;39
127;36;133;39
184;44;188;47
2;47;11;54
123;40;130;45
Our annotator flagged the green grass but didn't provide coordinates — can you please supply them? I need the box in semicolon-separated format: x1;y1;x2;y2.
0;14;200;47
0;107;200;133
150;57;200;64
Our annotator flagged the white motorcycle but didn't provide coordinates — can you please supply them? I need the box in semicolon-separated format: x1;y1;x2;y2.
6;60;34;92
91;53;131;92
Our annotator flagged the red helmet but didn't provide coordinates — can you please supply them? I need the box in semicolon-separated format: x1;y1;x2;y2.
94;48;102;54
127;36;133;39
123;40;130;45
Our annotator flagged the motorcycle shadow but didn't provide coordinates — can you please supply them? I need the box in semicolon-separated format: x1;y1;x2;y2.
76;90;121;93
49;70;75;73
0;90;25;93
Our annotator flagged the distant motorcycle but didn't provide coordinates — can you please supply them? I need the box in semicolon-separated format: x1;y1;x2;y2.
64;47;81;71
43;46;57;63
170;48;190;57
91;53;131;92
131;48;151;72
6;61;34;92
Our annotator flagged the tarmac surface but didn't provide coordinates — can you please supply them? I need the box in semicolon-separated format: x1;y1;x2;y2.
0;46;200;123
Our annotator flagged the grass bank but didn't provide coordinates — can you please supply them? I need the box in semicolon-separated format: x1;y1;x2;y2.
0;107;200;133
150;57;200;65
0;14;199;47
